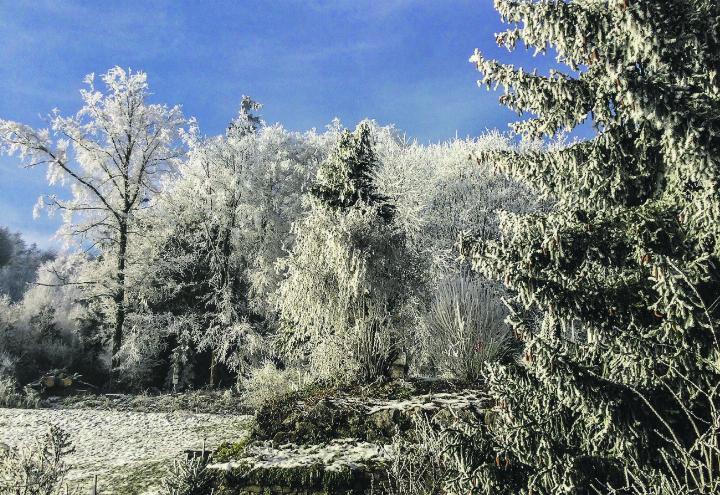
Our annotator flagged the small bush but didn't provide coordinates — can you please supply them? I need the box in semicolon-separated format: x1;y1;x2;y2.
422;275;512;382
213;437;251;463
383;416;448;495
239;361;306;409
0;374;39;408
158;457;214;495
382;409;520;495
0;425;74;495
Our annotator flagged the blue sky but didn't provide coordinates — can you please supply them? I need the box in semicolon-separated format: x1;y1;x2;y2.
0;0;561;248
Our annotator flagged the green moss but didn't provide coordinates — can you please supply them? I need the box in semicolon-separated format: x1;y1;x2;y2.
213;437;251;463
221;379;483;494
219;460;324;489
215;460;381;494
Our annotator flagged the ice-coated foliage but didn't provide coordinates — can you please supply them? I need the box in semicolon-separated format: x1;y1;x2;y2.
371;127;536;281
240;360;306;410
0;374;38;408
0;425;73;495
0;253;106;385
422;274;512;382
370;126;537;377
460;1;720;493
0;63;540;395
313;121;390;214
276;122;423;383
0;67;186;363
121;103;334;385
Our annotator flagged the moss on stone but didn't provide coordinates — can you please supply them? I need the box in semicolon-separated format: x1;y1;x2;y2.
214;379;486;494
214;437;251;463
254;379;481;446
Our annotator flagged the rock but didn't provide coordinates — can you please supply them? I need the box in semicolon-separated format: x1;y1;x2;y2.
388;352;408;380
369;408;397;433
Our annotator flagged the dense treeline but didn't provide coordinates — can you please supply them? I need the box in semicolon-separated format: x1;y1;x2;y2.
0;73;533;394
0;227;54;302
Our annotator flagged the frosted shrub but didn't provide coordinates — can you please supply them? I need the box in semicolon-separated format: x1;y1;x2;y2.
423;275;511;382
0;425;73;494
0;351;16;377
384;415;449;495
0;374;22;407
159;457;213;495
308;335;360;384
0;374;39;408
240;361;306;409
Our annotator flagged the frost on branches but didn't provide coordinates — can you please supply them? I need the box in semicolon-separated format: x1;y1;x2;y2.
276;122;423;383
0;67;186;368
371;127;535;281
0;68;541;394
460;1;720;493
119;102;332;387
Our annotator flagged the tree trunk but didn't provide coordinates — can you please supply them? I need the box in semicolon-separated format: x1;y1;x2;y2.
209;351;217;389
111;221;128;372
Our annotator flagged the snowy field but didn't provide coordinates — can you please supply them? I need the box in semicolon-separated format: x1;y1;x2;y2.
0;407;251;493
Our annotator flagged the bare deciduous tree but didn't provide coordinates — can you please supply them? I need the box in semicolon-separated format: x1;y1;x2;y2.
0;67;185;368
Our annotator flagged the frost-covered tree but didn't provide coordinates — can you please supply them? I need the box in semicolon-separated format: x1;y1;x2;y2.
0;67;185;366
371;127;538;375
0;425;73;495
124;102;331;387
0;228;55;302
372;127;537;281
277;122;422;382
0;228;12;267
460;1;720;493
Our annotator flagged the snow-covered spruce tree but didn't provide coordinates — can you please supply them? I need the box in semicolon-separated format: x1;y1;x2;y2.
457;1;720;493
276;122;422;383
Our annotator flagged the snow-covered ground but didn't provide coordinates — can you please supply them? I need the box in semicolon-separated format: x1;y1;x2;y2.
0;407;250;493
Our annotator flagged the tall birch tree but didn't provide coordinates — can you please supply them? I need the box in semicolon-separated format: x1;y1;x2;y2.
0;67;185;367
